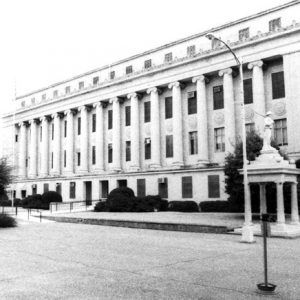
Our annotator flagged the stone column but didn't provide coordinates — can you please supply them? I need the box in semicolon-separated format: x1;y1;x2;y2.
248;60;265;133
78;106;89;173
219;68;235;154
40;116;49;177
192;75;209;166
291;182;299;224
18;122;27;178
64;109;75;175
168;81;184;167
29;119;38;178
93;102;104;172
128;92;140;171
259;183;267;214
147;87;161;169
111;97;121;171
276;182;286;226
52;113;62;176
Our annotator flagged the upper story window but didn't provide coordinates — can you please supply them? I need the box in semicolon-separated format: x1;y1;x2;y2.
41;94;46;101
110;71;115;80
108;110;113;129
65;86;71;94
165;97;173;119
79;81;84;90
166;135;173;158
246;123;255;133
31;98;35;105
274;118;287;146
144;59;152;69
239;27;249;41
187;45;196;56
92;114;96;132
77;117;81;135
15;134;18;142
125;106;131;126
126;141;131;161
64;120;67;137
243;78;253;104
214;127;225;152
93;76;99;85
189;131;198;155
269;18;281;32
144;138;151;160
187;91;197;114
213;85;224;110
126;65;133;75
164;52;173;62
53;90;58;98
144;102;151;123
272;71;285;99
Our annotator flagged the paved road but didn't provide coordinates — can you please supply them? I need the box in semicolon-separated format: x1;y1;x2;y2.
0;220;299;299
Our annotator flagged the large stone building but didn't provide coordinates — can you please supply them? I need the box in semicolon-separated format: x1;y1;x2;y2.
2;1;300;202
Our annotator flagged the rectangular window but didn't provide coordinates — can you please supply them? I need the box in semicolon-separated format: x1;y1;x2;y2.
44;183;49;193
188;91;197;114
126;65;133;74
15;134;18;142
92;114;96;132
164;52;173;62
51;152;53;169
64;150;66;167
53;90;58;98
64;120;67;138
65;86;71;94
165;97;173;119
31;97;35;104
137;179;146;197
108;110;113;129
144;59;152;69
208;175;220;198
110;71;115;80
274;118;288;146
246;123;255;133
100;180;109;198
182;176;193;198
214;127;225;152
239;28;249;41
126;141;131;162
21;101;25;107
166;135;173;158
125;106;131;126
77;117;81;135
269;18;281;32
145;138;151;160
213;85;224;110
79;81;84;90
158;178;168;198
92;146;96;165
93;76;99;85
243;78;253;104
108;144;113;163
144;102;151;123
189;131;198;155
187;45;196;56
42;94;46;101
77;152;81;166
272;71;285;99
51;123;54;140
70;182;76;199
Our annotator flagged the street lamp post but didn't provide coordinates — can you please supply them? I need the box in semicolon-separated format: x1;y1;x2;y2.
205;33;254;243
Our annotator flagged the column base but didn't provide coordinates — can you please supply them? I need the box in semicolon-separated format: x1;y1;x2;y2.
112;167;122;173
50;172;61;177
39;173;49;178
78;169;89;175
28;174;37;179
172;161;184;169
275;222;286;232
290;221;300;226
197;159;209;167
130;166;140;172
149;163;161;170
94;168;104;174
64;171;74;176
241;224;255;243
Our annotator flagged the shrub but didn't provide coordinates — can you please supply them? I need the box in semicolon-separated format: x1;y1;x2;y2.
21;194;47;209
0;199;12;207
0;213;17;228
199;201;229;212
42;191;62;209
140;195;168;211
94;201;108;212
168;201;199;212
13;198;21;207
109;187;135;199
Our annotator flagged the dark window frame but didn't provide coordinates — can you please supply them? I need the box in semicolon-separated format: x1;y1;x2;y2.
182;176;193;198
271;71;285;99
165;97;173;119
144;101;151;123
208;175;220;198
213;85;224;110
92;114;96;132
243;78;253;104
108;110;113;129
187;91;197;114
166;135;173;158
137;179;146;197
145;138;151;160
125;106;131;126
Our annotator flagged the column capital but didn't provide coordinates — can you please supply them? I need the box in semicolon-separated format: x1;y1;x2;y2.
218;68;233;77
147;87;162;95
248;60;263;70
18;121;27;127
64;109;75;116
168;81;185;89
29;119;39;125
51;112;64;119
192;75;206;83
39;116;50;123
127;92;143;100
109;97;122;104
93;101;102;108
78;105;88;112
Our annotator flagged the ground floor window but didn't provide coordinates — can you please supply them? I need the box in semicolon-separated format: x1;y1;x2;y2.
118;180;127;188
158;178;168;198
56;183;61;194
21;190;26;199
43;183;49;193
182;176;193;198
100;180;109;198
208;175;220;198
70;182;76;199
137;179;146;197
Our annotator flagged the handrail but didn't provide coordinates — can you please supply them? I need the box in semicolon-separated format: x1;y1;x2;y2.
49;199;106;213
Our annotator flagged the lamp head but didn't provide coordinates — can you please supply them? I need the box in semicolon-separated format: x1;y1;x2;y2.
205;32;216;40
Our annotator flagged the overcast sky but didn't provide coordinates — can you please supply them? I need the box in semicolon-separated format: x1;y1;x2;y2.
0;0;288;114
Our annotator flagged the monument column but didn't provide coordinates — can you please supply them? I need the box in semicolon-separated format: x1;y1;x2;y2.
168;81;184;167
111;97;121;171
78;105;89;173
40;116;49;177
259;183;267;214
64;109;75;175
219;68;235;153
93;102;104;172
128;93;141;171
276;181;286;226
52;113;62;176
192;75;209;165
291;182;300;224
18;122;27;178
248;60;265;133
147;87;161;169
29;119;38;178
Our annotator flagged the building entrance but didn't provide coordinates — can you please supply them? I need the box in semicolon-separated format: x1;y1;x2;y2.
84;181;92;205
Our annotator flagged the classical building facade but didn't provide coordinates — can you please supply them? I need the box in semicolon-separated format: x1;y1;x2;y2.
2;1;300;202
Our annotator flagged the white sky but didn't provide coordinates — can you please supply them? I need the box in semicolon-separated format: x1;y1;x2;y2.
0;0;289;114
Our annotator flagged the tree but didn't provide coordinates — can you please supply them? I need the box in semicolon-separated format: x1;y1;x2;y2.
0;157;13;200
224;130;282;212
